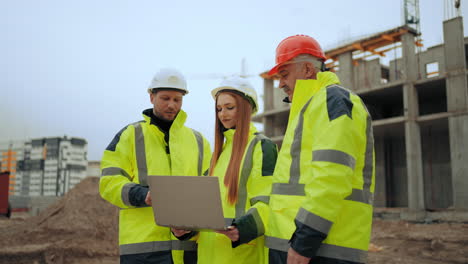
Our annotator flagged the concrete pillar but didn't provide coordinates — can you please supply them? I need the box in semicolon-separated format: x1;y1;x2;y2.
337;52;355;90
374;136;387;207
263;78;274;111
402;33;425;210
263;78;274;138
449;116;468;208
444;17;468;111
444;17;468;208
401;34;418;80
404;120;425;209
264;116;274;138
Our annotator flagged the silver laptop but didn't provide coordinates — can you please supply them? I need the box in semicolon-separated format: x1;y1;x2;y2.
148;175;228;231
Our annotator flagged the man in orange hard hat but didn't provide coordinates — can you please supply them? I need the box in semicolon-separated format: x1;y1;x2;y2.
265;35;375;264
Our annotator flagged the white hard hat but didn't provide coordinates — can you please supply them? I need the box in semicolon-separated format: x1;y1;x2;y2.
147;68;188;94
211;76;258;113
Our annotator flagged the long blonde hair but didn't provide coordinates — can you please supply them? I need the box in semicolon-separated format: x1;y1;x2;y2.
209;91;252;205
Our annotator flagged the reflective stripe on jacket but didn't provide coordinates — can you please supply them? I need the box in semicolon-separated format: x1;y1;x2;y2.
99;109;211;264
197;124;277;264
265;72;375;264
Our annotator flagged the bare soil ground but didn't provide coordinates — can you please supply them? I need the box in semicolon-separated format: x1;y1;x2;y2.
0;177;119;264
0;177;467;264
369;219;468;264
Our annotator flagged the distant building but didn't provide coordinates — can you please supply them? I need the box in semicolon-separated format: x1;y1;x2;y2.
0;136;88;197
87;160;101;178
0;140;26;195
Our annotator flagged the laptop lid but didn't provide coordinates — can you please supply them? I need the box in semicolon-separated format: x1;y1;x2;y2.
148;175;227;231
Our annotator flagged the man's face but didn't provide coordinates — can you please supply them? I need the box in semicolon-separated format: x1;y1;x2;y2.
278;63;301;102
150;90;184;121
277;61;315;102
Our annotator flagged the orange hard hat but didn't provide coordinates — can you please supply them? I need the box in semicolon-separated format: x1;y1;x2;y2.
268;34;326;75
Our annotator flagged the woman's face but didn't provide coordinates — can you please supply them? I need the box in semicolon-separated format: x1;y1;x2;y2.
216;93;238;129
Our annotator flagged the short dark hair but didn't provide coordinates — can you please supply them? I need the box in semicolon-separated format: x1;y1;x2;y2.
151;88;186;95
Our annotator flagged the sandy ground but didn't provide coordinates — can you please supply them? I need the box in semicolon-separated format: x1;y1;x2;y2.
0;177;467;264
369;219;468;264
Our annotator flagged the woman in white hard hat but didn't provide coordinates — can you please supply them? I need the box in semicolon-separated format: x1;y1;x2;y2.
197;76;278;263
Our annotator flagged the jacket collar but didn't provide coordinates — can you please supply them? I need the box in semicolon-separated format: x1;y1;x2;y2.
289;71;341;123
142;108;188;131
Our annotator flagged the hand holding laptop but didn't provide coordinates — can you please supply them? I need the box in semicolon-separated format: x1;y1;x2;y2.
215;226;239;242
171;228;191;237
145;191;152;206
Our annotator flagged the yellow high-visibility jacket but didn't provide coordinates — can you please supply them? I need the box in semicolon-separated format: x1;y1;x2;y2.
265;72;375;264
197;124;278;264
99;109;211;264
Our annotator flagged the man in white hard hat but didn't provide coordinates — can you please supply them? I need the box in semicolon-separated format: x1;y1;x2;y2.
99;68;212;264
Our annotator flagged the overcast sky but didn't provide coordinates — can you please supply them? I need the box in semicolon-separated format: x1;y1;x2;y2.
1;0;467;160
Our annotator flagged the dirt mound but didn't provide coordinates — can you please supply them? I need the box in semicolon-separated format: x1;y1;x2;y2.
0;177;119;264
369;219;468;264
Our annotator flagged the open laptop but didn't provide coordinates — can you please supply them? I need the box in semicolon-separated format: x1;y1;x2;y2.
148;175;228;231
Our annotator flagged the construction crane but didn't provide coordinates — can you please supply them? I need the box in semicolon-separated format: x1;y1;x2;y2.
404;0;420;30
444;0;462;19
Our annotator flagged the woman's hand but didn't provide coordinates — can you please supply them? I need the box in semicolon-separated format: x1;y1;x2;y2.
215;226;239;242
287;247;311;264
171;228;191;237
145;191;152;206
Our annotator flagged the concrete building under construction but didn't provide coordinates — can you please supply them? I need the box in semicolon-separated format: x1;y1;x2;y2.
254;16;468;211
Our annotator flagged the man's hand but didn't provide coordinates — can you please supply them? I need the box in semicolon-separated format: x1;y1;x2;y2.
287;247;311;264
215;226;239;242
171;228;191;237
145;191;152;206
